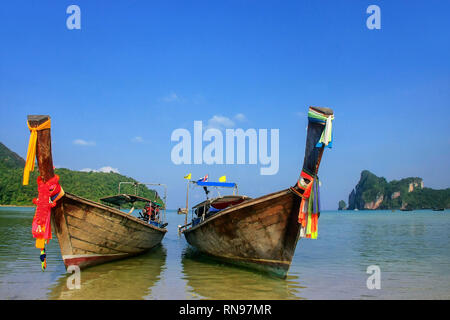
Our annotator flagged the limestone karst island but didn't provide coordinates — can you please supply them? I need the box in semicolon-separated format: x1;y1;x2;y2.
339;170;450;211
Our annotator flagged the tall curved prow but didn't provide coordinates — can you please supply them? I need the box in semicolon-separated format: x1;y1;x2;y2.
290;106;334;239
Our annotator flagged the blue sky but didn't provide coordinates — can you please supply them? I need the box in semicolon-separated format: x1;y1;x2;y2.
1;0;449;209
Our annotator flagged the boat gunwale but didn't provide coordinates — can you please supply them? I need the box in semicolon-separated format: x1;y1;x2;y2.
63;192;167;233
183;188;293;233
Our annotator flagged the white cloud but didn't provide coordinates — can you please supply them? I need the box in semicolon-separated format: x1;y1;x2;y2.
160;92;181;103
73;139;96;146
98;166;119;173
206;115;235;130
80;166;120;174
234;113;246;122
131;136;144;143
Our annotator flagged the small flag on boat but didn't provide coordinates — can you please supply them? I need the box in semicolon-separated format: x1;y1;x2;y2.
219;175;226;182
184;173;192;180
198;174;208;182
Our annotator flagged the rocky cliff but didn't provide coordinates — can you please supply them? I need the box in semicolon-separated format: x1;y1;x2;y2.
345;170;449;210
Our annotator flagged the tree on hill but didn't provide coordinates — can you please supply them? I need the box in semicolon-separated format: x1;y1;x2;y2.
0;142;164;207
0;142;25;168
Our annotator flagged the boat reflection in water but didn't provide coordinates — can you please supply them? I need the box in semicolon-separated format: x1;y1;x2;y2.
48;245;166;300
181;247;304;300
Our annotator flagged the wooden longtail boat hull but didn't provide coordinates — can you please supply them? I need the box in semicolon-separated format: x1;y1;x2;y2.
25;114;168;270
182;106;334;278
52;192;167;269
183;189;301;278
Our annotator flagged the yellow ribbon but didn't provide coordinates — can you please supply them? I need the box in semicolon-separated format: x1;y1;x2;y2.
23;119;51;185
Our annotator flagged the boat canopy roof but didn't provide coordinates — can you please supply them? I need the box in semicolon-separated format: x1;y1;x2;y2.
195;181;236;188
192;195;249;209
100;194;163;207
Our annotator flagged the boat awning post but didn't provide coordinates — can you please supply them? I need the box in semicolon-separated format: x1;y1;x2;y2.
185;181;190;226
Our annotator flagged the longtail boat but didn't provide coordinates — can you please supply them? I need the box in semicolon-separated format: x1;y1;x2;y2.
23;115;167;269
178;106;334;278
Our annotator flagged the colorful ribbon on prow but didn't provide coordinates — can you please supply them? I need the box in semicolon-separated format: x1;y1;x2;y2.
295;171;320;239
23;118;64;270
308;107;334;148
23;119;51;186
291;107;334;239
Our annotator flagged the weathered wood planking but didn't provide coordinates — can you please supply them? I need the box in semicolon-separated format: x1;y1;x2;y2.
183;189;301;278
52;193;166;269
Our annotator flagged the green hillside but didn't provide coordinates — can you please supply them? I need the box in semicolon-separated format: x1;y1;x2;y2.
0;142;163;207
344;170;450;210
0;142;25;169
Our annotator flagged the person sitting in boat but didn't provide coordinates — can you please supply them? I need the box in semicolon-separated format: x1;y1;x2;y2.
141;203;151;222
150;204;161;221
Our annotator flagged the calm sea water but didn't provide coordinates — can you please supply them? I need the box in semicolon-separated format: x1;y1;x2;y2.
0;207;449;300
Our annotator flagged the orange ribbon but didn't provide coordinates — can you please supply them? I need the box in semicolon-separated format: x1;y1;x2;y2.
23;119;51;185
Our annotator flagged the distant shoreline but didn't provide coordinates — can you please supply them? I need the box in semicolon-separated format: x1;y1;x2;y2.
0;204;34;208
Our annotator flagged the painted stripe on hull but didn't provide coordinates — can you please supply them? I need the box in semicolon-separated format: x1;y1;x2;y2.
63;253;131;269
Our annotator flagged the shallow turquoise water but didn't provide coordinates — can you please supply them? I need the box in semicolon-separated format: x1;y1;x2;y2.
0;207;449;299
